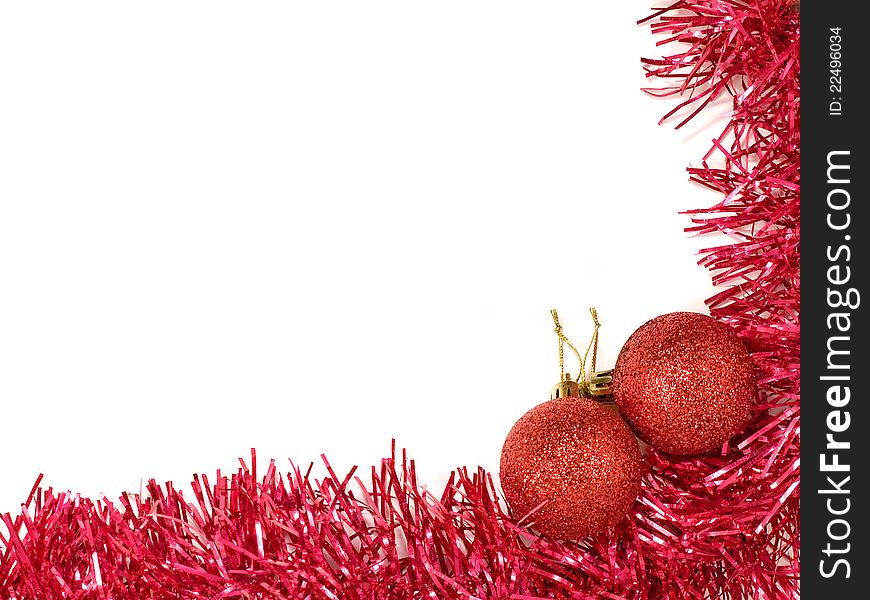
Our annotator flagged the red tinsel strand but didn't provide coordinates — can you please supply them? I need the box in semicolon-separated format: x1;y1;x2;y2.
0;445;800;598
1;1;799;597
639;0;800;597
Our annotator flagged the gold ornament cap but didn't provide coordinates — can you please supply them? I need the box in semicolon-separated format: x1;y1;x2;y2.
588;369;613;398
551;374;581;400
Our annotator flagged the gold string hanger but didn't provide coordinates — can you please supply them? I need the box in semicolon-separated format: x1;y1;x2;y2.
550;307;609;400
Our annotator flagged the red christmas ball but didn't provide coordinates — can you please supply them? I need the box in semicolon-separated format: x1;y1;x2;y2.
612;312;755;455
500;397;644;540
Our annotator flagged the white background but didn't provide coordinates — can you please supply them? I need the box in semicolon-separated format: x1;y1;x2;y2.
0;1;728;512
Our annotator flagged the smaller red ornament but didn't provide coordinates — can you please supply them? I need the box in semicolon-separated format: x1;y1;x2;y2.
500;394;644;540
612;312;755;455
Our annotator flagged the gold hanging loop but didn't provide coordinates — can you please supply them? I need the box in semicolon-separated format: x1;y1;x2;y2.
550;307;614;400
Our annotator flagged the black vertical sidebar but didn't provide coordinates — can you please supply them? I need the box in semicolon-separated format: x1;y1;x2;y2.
801;1;868;597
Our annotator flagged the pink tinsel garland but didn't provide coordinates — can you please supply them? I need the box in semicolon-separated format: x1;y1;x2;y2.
0;1;800;597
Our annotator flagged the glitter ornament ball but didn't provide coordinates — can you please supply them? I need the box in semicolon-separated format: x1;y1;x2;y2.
500;396;644;540
612;312;755;455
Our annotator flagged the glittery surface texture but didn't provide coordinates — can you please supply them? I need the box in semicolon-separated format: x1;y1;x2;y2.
500;397;644;539
613;312;755;455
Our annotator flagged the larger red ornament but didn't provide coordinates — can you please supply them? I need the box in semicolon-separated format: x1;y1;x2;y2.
500;394;644;540
612;312;755;455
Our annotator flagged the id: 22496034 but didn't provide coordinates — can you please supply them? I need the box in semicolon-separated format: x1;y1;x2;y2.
829;27;844;116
